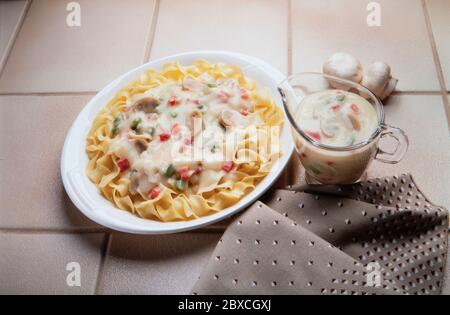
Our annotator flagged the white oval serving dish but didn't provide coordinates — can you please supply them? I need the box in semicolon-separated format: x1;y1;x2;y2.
61;50;294;234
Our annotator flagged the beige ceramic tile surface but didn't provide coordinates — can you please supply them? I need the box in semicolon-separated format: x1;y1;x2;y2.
97;233;221;294
367;95;450;210
150;0;288;74
0;0;27;70
291;0;439;91
0;0;156;93
426;0;450;90
0;95;101;229
0;232;105;294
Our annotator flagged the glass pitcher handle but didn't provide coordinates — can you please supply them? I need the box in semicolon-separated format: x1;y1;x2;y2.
375;124;409;164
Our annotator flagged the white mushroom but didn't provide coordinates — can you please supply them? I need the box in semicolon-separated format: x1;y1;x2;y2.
320;116;340;138
127;131;152;153
131;97;160;113
346;113;361;131
361;62;398;100
323;53;363;90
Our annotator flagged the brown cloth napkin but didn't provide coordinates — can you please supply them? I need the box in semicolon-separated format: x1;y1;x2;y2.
192;174;448;295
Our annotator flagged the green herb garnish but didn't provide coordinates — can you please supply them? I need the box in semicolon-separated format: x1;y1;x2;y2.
164;164;176;177
146;127;155;136
211;145;217;153
198;105;205;112
170;112;178;118
207;83;217;88
131;118;142;131
175;179;186;191
335;94;346;102
129;169;137;177
347;137;356;146
111;114;123;136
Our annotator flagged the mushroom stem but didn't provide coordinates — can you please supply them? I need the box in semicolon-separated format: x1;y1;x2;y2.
380;77;398;100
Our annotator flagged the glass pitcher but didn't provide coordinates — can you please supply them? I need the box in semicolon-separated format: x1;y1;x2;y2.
278;72;408;184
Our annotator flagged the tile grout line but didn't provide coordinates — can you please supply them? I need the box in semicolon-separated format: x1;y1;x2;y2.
391;91;444;95
287;0;293;77
93;233;112;295
142;0;160;64
0;227;110;234
421;0;450;131
0;227;225;234
0;91;98;97
286;0;298;187
0;0;32;78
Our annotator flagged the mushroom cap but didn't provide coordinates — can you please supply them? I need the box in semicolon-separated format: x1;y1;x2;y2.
361;61;394;99
131;97;160;113
323;52;363;89
366;61;391;77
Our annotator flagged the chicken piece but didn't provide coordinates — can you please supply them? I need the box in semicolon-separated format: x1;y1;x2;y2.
182;77;204;92
217;78;238;89
218;109;248;128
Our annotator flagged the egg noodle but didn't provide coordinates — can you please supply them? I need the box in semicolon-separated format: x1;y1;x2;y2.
86;60;283;221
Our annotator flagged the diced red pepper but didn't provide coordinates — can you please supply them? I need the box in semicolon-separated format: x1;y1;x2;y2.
183;136;194;145
171;124;182;135
239;87;249;100
239;108;250;116
177;166;191;181
195;165;204;174
217;91;230;103
178;166;189;172
148;113;158;120
149;186;161;199
305;131;321;141
159;132;171;142
330;104;341;111
350;104;359;114
168;96;179;106
222;161;234;173
117;158;130;172
180;172;191;181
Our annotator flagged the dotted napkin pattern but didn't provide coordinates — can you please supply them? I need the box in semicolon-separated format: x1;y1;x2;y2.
192;174;448;295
